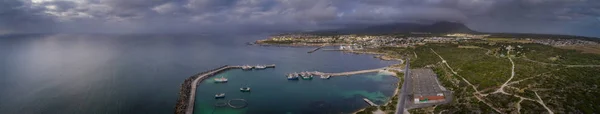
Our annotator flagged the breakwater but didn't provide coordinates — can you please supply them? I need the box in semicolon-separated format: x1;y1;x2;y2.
307;46;325;53
174;65;232;114
174;64;275;114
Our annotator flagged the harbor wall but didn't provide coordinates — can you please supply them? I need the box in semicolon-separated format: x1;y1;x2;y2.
174;65;230;114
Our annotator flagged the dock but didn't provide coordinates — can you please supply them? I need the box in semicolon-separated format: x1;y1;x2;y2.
288;67;385;78
363;98;378;106
307;46;324;53
326;68;384;76
265;64;276;68
175;64;274;114
321;49;342;51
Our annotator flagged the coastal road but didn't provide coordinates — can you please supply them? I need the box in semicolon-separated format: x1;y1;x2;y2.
396;58;410;114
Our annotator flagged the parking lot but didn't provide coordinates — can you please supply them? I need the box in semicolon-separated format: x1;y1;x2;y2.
407;68;452;109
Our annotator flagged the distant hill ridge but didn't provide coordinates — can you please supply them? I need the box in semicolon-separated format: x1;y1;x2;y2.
305;21;477;35
289;21;599;41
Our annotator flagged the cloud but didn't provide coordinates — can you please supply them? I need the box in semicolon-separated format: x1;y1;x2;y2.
0;0;56;33
0;0;599;37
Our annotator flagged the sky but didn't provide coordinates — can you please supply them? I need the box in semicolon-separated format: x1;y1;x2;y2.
1;0;600;37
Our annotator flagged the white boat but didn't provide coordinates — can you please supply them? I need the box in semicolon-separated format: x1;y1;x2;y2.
320;75;331;79
240;87;251;92
215;93;225;98
214;76;228;83
300;72;307;77
254;65;266;70
242;65;253;70
287;73;299;80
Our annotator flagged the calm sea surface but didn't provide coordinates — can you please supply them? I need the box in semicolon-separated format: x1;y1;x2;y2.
0;34;398;114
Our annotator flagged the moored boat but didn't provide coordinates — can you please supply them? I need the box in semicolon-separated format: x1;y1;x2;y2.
301;74;313;80
215;93;225;98
320;75;331;79
254;65;266;70
242;65;253;70
240;87;251;92
287;73;299;80
214;76;228;83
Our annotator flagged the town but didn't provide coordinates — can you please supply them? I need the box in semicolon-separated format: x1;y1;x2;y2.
258;33;599;49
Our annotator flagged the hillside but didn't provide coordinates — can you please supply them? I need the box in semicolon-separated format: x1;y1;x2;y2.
305;21;477;35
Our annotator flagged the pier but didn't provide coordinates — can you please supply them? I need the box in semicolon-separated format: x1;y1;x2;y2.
288;67;386;77
174;64;274;114
363;98;378;106
265;64;276;68
307;46;325;53
326;68;385;76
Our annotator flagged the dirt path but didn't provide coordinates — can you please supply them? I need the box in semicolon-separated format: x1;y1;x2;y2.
516;98;523;113
494;50;515;94
429;48;502;113
535;91;554;114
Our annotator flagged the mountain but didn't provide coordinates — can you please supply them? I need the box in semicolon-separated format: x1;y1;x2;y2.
306;21;477;35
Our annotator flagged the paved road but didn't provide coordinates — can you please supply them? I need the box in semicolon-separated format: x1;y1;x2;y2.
396;58;410;114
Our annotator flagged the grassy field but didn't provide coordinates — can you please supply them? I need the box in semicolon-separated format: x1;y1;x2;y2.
557;45;600;54
393;43;600;114
512;58;563;81
520;43;600;65
485;38;533;43
410;44;511;90
511;67;600;113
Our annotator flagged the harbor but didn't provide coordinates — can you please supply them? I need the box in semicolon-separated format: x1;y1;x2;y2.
174;64;275;114
242;64;276;70
285;67;387;80
191;65;399;114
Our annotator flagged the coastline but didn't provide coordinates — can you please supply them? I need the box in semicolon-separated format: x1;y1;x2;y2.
257;42;405;114
256;42;402;62
350;72;402;114
174;65;236;114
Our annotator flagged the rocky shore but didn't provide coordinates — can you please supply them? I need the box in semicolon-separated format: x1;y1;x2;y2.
174;65;229;114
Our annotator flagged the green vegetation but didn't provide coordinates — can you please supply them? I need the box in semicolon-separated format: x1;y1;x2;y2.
512;58;562;80
381;43;600;113
356;106;378;114
484;93;519;112
520;100;548;113
409;44;511;89
259;35;600;113
512;67;600;113
520;43;600;65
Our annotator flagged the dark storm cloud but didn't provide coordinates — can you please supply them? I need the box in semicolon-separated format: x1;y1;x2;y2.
0;0;599;37
0;0;55;34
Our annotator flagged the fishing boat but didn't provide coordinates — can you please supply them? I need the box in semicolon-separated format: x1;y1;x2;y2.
215;93;225;98
301;74;313;80
254;65;266;70
241;65;253;70
300;72;307;77
287;73;299;80
214;76;228;83
240;87;251;92
320;75;331;79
